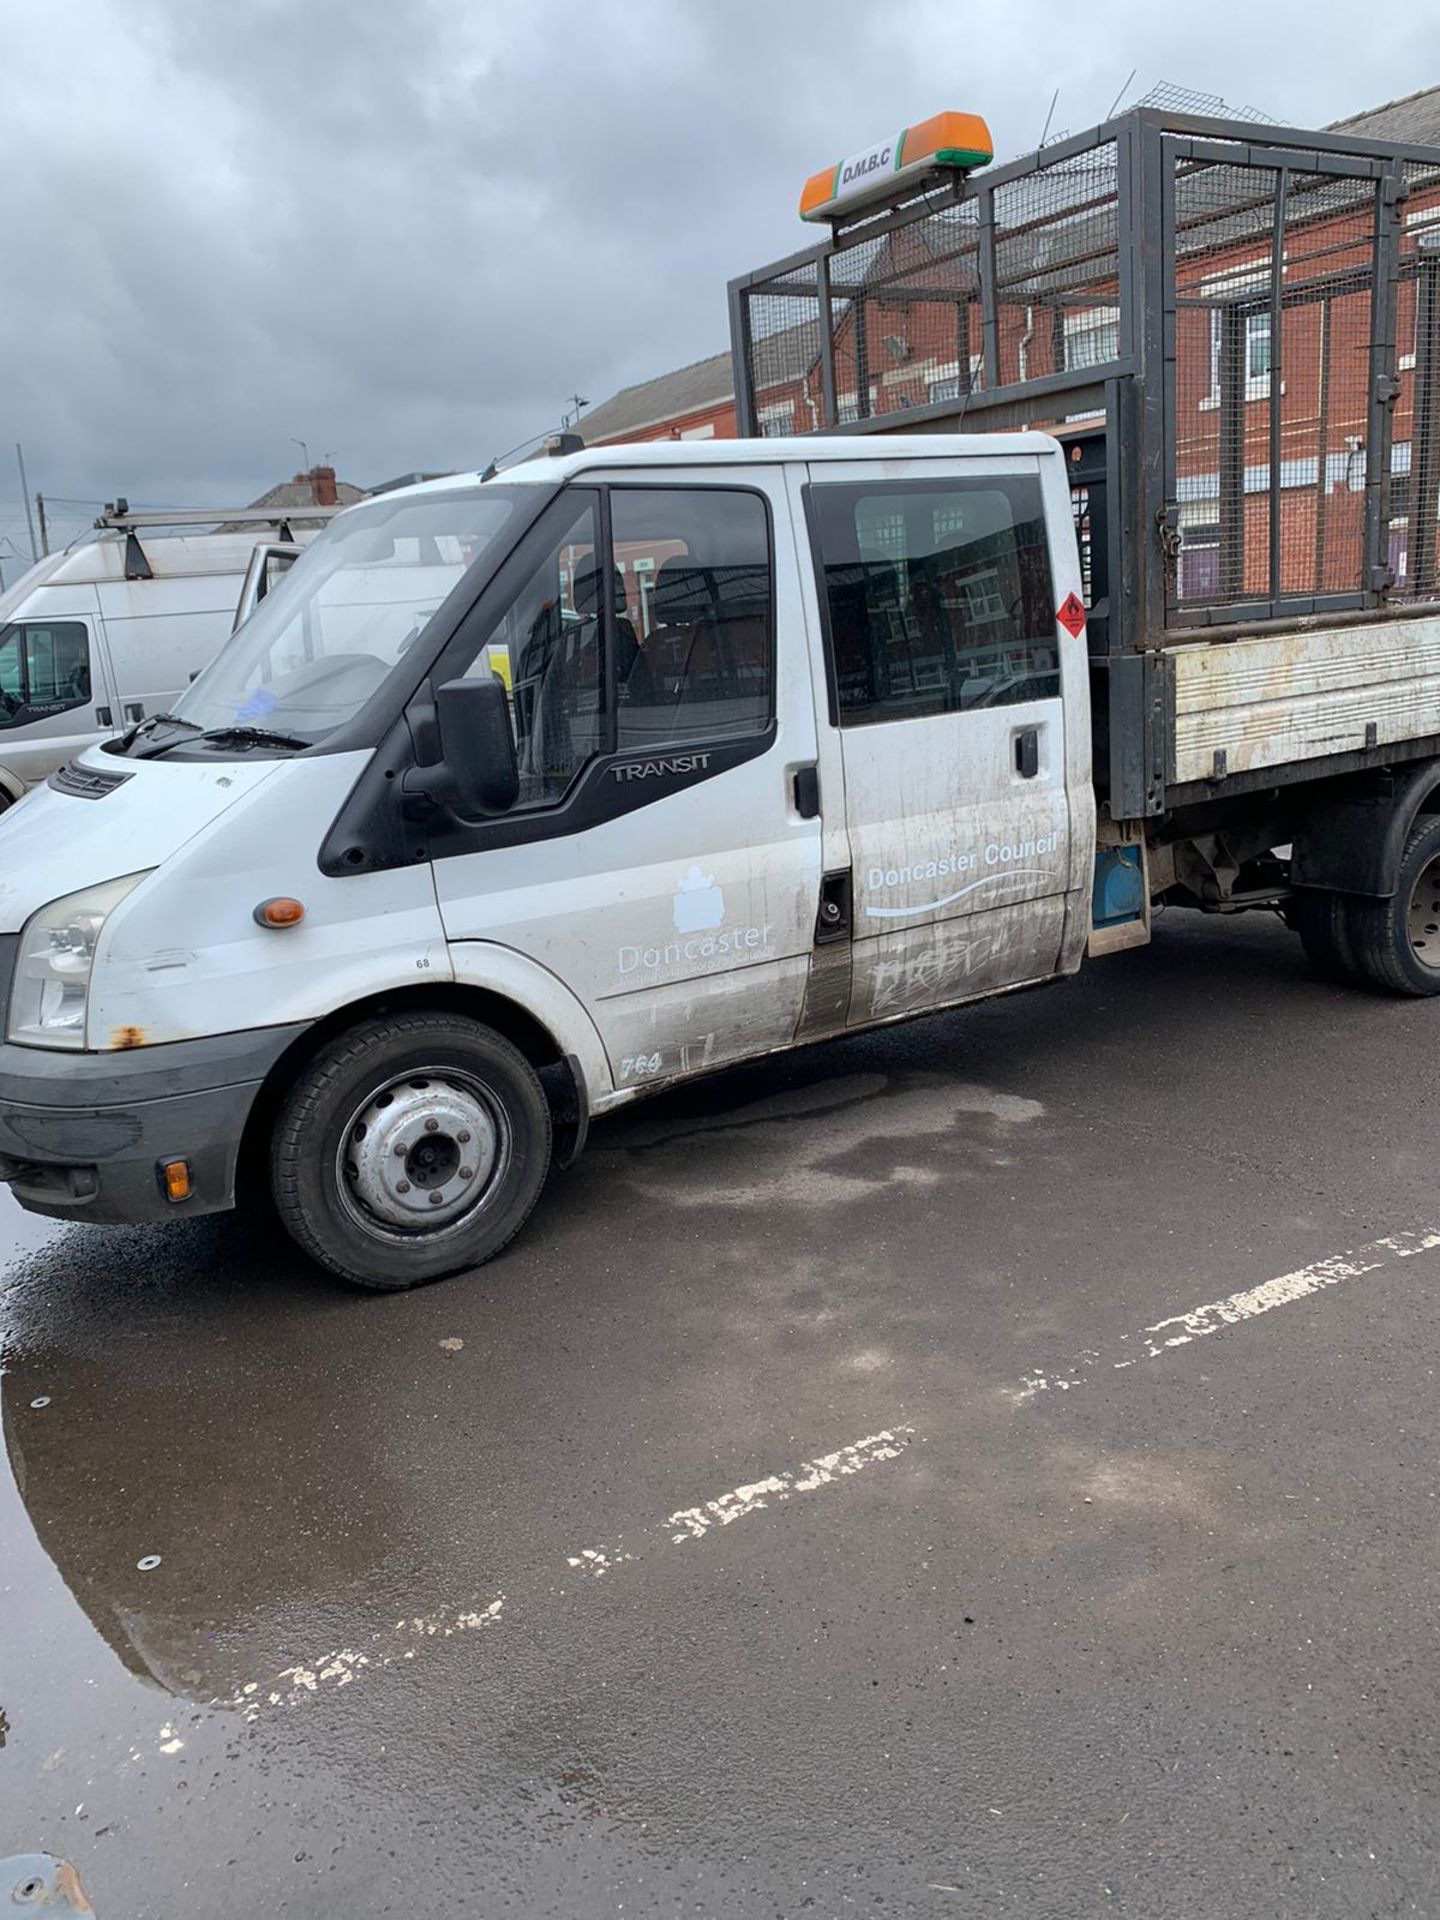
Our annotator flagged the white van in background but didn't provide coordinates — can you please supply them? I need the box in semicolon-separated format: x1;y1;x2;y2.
0;505;340;808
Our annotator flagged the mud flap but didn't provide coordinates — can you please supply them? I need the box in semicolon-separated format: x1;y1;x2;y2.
546;1053;591;1170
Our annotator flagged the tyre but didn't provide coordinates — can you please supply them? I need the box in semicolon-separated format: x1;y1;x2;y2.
270;1012;552;1289
1290;886;1363;984
1345;816;1440;997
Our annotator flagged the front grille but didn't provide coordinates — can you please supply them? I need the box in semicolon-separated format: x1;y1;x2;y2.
49;761;133;799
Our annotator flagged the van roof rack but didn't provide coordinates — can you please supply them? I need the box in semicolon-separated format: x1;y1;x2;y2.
94;504;344;530
94;502;346;581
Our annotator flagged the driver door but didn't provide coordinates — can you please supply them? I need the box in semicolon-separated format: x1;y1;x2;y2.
0;618;115;788
429;476;824;1089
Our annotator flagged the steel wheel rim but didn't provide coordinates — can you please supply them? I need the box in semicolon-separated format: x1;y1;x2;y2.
335;1065;511;1241
1406;853;1440;973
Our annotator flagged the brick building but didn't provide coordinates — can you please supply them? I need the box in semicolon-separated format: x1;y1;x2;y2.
578;354;739;447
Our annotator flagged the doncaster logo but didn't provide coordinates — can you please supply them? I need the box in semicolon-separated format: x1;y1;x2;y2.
616;864;772;978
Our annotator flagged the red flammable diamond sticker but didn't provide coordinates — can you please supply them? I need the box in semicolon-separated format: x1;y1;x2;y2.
1056;591;1087;638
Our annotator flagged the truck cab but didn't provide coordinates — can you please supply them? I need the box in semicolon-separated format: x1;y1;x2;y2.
0;437;1090;1288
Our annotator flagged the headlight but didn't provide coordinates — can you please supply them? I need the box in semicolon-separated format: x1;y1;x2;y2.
9;872;153;1050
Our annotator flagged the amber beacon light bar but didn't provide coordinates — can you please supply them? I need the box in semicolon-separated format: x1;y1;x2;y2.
798;110;994;223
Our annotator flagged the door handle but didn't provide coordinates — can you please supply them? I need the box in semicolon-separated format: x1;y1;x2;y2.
792;764;820;819
124;701;145;723
1014;727;1039;779
95;706;113;727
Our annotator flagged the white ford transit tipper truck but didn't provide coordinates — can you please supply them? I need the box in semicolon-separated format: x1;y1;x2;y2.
0;426;1439;1291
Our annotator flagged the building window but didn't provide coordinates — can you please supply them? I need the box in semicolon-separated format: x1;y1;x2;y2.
927;356;983;405
1197;246;1283;408
1176;523;1221;602
1205;307;1275;403
1245;310;1272;383
757;401;795;436
1063;307;1120;371
808;476;1060;726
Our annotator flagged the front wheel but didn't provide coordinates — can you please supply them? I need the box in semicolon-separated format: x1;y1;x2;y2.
1344;817;1440;997
271;1012;553;1289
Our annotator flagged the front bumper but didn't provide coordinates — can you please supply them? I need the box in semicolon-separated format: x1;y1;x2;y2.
0;1023;309;1224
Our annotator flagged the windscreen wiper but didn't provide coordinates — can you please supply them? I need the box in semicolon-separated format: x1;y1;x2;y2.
138;723;311;760
195;725;312;749
124;710;204;749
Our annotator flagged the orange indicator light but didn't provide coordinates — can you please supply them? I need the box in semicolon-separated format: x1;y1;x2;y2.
254;897;305;929
161;1158;192;1203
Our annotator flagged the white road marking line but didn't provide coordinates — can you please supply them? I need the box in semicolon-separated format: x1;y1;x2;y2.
1013;1229;1440;1403
568;1427;916;1572
565;1546;634;1579
666;1430;913;1541
252;1599;503;1711
161;1427;912;1750
189;1598;504;1733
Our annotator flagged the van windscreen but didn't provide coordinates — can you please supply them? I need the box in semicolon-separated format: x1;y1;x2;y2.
167;487;526;745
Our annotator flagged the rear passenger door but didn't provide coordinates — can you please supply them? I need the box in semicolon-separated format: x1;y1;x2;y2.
805;457;1082;1026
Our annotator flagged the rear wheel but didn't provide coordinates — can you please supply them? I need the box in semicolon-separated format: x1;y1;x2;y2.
1344;817;1440;997
271;1012;552;1289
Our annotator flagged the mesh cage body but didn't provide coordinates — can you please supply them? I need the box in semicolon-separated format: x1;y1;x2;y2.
1170;158;1381;615
991;143;1121;392
731;107;1440;640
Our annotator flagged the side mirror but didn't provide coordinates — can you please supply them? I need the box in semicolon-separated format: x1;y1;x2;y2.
432;675;518;817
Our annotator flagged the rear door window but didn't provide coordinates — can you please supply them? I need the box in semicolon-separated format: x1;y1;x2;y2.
807;476;1060;725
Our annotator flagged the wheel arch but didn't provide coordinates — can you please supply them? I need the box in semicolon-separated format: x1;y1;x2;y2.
238;974;607;1197
1291;757;1440;899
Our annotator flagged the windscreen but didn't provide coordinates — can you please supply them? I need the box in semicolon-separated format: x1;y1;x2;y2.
171;487;527;742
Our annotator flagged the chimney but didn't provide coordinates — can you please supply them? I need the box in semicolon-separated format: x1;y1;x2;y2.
311;465;338;507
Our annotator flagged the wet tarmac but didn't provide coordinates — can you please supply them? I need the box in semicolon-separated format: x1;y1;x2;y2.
3;910;1440;1917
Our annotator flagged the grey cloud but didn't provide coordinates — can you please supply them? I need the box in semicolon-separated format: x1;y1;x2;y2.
2;0;1436;554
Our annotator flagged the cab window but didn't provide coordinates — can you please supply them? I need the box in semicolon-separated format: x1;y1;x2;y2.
465;494;605;809
611;488;772;751
0;621;92;728
460;486;774;810
808;476;1060;724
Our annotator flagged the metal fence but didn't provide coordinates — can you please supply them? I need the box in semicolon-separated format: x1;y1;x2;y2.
729;105;1440;642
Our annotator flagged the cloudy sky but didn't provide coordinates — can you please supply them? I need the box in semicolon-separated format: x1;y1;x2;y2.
2;0;1438;557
